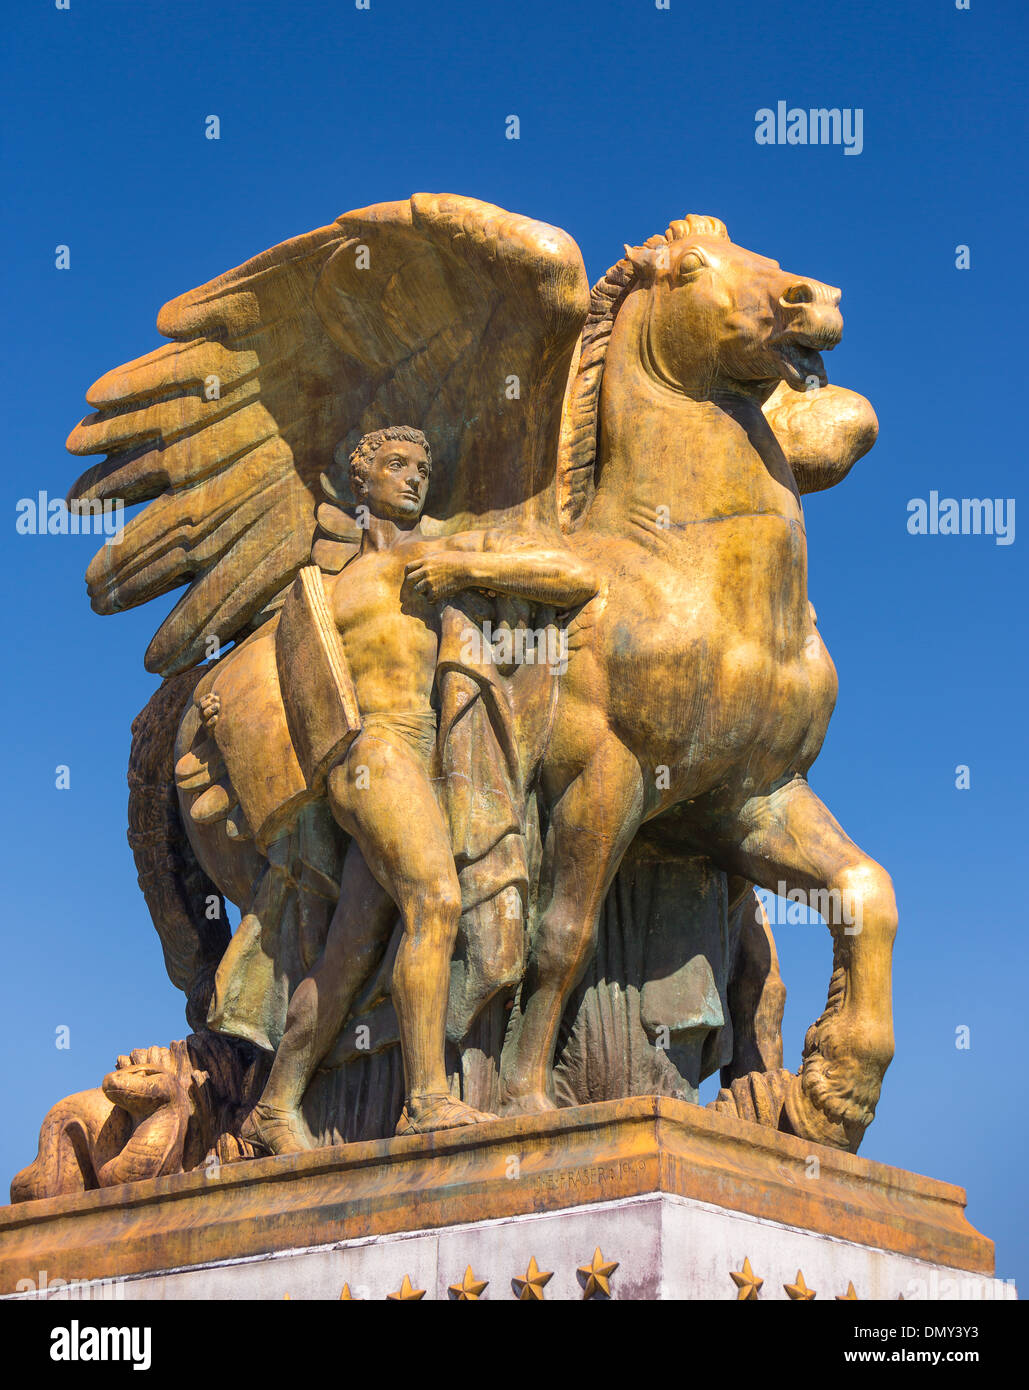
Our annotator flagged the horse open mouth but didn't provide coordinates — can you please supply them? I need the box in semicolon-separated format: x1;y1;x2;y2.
773;335;829;388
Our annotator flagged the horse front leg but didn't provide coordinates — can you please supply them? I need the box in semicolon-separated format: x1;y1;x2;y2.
500;739;644;1114
713;775;897;1153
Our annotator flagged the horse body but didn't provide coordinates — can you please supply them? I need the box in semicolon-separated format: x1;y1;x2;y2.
503;223;896;1154
557;326;839;814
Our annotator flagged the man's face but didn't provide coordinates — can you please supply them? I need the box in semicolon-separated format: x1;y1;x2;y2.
362;439;430;521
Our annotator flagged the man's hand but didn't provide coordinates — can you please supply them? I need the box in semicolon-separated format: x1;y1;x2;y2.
404;554;475;603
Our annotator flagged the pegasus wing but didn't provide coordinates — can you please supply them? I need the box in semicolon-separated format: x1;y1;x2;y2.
320;193;589;528
68;195;588;676
68;220;366;676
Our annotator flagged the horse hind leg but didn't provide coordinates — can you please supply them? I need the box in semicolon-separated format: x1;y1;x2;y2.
721;881;787;1082
500;739;645;1114
712;776;897;1153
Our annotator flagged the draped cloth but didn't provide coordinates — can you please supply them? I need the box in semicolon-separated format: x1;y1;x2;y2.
434;593;559;1039
207;801;343;1054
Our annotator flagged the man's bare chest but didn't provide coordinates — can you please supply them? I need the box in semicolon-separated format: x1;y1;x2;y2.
328;543;438;632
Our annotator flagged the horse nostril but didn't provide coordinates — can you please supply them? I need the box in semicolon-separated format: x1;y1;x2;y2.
782;281;841;309
782;282;815;306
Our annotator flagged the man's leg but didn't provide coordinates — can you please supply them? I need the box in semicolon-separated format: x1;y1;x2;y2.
500;734;644;1113
328;731;494;1133
244;837;397;1155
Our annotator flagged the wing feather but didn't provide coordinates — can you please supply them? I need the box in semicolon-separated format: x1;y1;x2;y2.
147;511;312;674
83;340;260;409
86;443;297;613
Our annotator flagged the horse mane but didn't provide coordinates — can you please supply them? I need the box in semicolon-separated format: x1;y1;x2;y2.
557;214;729;531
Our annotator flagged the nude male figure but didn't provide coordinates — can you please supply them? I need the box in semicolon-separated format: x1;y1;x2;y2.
242;426;597;1155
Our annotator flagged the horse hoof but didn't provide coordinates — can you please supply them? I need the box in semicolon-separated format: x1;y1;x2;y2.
781;1068;861;1153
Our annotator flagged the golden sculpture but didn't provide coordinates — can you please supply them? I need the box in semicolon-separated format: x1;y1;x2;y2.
12;193;892;1201
11;1034;254;1201
231;425;596;1151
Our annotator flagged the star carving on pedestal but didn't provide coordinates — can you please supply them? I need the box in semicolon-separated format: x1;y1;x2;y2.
836;1281;859;1301
512;1256;553;1300
387;1273;426;1301
784;1270;816;1300
577;1247;619;1300
339;1283;361;1300
448;1266;489;1300
730;1256;764;1300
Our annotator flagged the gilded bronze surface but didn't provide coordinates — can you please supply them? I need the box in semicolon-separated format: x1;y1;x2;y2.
13;195;892;1202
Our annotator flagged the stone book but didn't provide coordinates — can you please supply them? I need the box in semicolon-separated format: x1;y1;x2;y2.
277;564;362;793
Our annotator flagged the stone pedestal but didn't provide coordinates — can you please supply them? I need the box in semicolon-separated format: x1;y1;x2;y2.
1;1097;1013;1301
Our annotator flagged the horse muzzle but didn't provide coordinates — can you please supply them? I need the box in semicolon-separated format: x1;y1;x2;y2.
777;279;843;351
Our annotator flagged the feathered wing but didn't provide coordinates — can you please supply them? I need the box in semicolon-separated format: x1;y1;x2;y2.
68;219;355;677
68;194;590;676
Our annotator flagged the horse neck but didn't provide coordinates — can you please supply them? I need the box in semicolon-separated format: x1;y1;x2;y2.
586;292;794;533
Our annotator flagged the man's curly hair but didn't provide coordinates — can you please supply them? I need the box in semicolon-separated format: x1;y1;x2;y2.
339;426;432;499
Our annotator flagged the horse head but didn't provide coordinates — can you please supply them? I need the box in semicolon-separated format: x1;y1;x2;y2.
617;215;843;401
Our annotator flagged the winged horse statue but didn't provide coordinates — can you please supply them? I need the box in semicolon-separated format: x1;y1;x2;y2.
34;194;892;1194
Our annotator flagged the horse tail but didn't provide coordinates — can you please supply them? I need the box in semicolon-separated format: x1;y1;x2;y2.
127;671;230;1031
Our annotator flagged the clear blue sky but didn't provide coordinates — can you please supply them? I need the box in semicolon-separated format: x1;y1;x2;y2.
2;1;1025;1291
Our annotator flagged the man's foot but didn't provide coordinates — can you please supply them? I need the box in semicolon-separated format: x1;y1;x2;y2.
241;1102;314;1156
395;1093;496;1136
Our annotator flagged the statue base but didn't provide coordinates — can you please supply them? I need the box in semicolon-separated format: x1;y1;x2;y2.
1;1097;1013;1301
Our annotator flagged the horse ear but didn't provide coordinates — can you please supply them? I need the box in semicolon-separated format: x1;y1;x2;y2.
622;243;663;280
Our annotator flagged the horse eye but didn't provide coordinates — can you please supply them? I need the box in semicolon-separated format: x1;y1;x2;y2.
678;252;705;278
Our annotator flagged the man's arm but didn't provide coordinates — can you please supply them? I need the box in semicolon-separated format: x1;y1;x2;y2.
404;529;598;608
